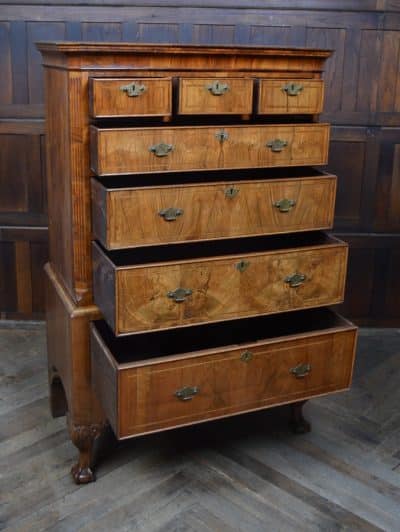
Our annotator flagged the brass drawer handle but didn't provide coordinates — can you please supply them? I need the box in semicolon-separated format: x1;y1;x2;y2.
282;82;303;96
240;350;253;362
215;129;229;142
120;82;147;97
225;186;239;199
149;142;174;157
159;207;183;221
273;198;296;213
175;386;199;401
167;287;192;303
206;80;229;96
285;273;306;288
236;260;250;273
266;139;288;152
290;363;311;378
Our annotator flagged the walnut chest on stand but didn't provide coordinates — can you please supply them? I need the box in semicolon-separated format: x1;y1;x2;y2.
37;42;358;484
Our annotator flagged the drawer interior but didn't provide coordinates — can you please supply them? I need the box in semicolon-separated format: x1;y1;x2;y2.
93;308;353;364
97;231;343;267
95;166;329;189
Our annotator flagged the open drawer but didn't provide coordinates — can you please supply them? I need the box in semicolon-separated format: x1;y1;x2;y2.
91;308;357;439
92;232;348;335
90;123;330;176
91;168;337;250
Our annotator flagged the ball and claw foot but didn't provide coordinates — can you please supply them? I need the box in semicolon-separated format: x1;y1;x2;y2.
290;400;311;434
69;421;107;485
71;462;95;484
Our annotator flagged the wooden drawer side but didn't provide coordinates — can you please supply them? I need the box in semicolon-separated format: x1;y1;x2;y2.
91;324;119;434
91;178;108;247
92;243;117;332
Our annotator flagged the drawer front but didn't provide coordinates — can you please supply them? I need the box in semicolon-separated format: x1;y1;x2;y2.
90;124;330;176
258;80;324;114
91;319;357;438
92;241;348;335
178;77;253;114
92;176;337;249
89;78;172;118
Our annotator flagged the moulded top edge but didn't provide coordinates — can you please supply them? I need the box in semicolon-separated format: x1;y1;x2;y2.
35;41;333;58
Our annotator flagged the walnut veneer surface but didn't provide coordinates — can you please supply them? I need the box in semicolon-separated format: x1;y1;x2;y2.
38;42;357;484
91;171;337;249
91;124;330;175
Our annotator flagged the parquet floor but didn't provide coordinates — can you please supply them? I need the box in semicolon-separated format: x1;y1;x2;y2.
1;322;399;531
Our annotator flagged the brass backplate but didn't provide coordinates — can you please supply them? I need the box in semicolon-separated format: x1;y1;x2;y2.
159;207;183;221
273;198;296;213
266;139;288;152
175;386;199;401
282;82;303;96
167;287;192;303
285;273;306;288
120;82;147;97
149;142;174;157
290;363;311;378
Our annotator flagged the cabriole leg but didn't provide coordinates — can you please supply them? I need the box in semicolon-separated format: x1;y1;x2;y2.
69;420;107;484
289;400;311;434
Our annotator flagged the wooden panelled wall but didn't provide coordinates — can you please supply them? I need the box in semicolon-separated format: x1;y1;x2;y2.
0;0;399;325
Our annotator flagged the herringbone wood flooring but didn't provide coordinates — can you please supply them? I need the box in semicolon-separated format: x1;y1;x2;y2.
1;323;399;531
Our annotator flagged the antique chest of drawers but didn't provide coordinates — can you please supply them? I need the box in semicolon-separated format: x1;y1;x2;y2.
37;42;357;484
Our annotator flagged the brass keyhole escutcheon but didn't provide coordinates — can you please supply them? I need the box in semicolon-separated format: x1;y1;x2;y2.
273;198;296;213
149;142;174;157
266;139;288;152
290;363;311;378
215;129;229;142
282;82;304;96
159;207;183;221
240;350;253;362
167;287;192;303
175;386;199;401
206;80;230;96
120;82;147;97
236;260;250;273
285;273;306;288
225;186;239;199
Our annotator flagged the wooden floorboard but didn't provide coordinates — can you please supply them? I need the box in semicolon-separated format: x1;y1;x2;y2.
0;322;399;531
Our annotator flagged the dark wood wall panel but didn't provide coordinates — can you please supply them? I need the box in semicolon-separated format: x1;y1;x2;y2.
335;234;400;326
0;227;48;320
0;1;399;324
0;129;46;226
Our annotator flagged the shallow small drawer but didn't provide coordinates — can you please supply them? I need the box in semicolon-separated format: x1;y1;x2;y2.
178;77;253;114
89;78;172;118
90;123;330;176
91;171;337;249
91;308;357;439
92;232;348;335
258;79;324;114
